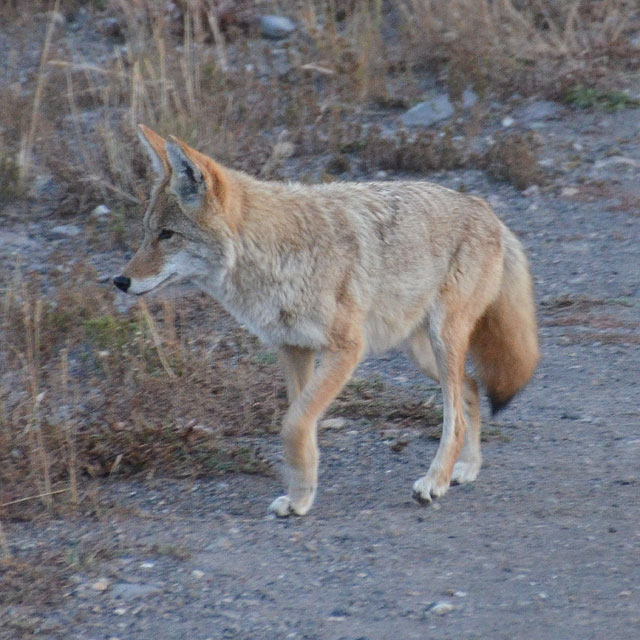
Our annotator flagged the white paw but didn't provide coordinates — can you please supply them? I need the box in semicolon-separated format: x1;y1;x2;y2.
412;474;449;505
269;495;294;517
451;460;481;485
268;492;314;517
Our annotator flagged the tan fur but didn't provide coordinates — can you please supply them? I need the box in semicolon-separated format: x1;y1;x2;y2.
116;125;539;516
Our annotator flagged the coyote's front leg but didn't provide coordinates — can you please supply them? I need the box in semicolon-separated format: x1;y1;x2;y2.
270;330;363;517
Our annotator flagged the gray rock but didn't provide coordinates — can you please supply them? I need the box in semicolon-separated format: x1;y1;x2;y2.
111;583;162;600
427;601;455;615
260;15;296;39
512;100;561;123
51;224;82;237
28;173;58;200
92;204;111;217
0;231;38;249
400;89;477;127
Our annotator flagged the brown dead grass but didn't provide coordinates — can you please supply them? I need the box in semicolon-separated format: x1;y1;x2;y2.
0;0;637;213
0;263;282;517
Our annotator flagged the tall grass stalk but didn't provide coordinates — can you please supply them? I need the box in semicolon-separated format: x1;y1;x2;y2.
18;0;61;184
61;350;78;506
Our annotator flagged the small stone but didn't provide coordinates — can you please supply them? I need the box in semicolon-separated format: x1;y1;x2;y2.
502;116;515;127
561;187;579;197
111;583;162;600
401;89;477;127
320;417;347;430
0;231;37;249
49;10;66;26
260;15;296;39
91;578;110;592
428;601;455;615
51;224;82;237
191;570;205;579
114;607;127;615
594;156;640;170
92;204;111;217
28;173;57;199
512;100;561;123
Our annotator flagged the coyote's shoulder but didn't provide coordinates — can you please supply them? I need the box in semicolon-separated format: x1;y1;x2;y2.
115;126;539;516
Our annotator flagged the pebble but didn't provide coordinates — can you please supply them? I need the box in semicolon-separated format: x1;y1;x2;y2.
0;230;37;249
49;10;66;26
593;156;640;170
92;204;111;217
91;577;111;592
260;15;296;39
320;417;347;430
427;601;455;615
51;224;82;237
400;89;477;127
111;583;162;600
511;100;561;123
191;570;205;579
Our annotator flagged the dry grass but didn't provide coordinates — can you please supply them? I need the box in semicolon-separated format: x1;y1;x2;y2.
399;0;637;98
0;0;636;213
0;263;283;517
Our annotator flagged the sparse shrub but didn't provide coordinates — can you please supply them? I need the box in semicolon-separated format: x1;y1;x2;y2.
561;85;640;111
0;151;23;202
481;131;546;191
362;127;466;174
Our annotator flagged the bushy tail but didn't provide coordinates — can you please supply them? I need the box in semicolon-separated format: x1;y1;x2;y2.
470;229;539;413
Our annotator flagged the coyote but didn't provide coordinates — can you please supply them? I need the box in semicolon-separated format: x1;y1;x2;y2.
114;125;539;517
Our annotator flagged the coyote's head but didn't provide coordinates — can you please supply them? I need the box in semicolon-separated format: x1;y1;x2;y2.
114;125;240;295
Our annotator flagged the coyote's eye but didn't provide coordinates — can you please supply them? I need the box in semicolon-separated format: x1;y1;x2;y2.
158;229;174;240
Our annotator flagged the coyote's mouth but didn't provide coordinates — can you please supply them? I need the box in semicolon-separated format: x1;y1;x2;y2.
131;272;178;295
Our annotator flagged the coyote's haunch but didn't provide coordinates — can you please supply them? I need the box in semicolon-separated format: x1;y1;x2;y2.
115;125;539;517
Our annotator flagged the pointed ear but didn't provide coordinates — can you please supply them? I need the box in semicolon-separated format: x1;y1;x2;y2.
137;124;169;179
165;138;208;209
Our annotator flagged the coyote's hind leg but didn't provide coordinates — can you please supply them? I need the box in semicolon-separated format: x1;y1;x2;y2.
411;305;475;505
450;374;482;485
406;327;482;489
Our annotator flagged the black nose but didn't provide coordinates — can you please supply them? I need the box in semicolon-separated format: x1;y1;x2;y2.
113;276;131;292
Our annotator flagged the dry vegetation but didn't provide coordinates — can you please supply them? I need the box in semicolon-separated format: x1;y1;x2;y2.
0;0;638;523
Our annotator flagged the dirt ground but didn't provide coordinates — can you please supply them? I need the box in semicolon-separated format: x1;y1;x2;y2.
2;5;640;640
